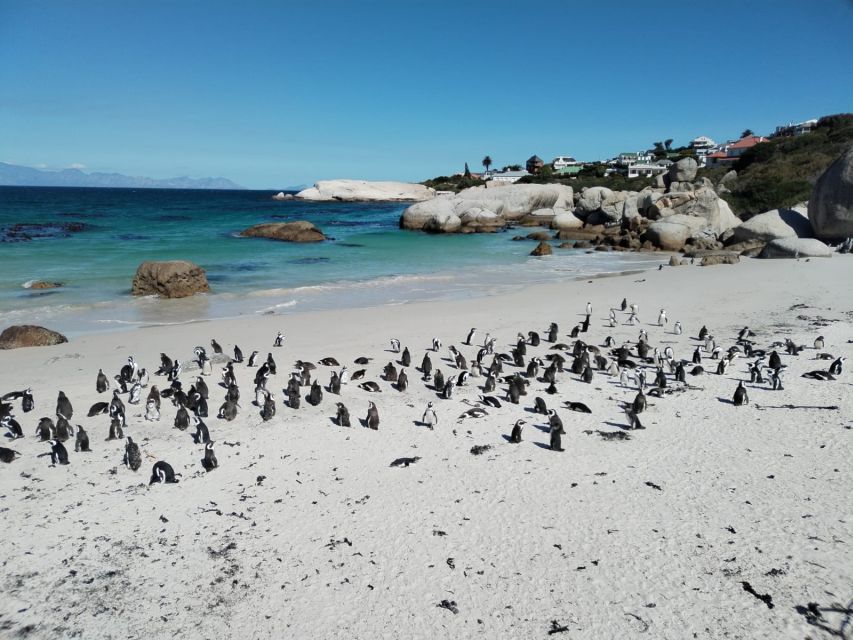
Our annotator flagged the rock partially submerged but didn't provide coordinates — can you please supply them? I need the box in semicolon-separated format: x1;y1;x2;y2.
297;180;435;202
132;261;210;299
530;241;553;256
0;325;68;350
808;147;853;240
240;221;326;243
26;281;63;290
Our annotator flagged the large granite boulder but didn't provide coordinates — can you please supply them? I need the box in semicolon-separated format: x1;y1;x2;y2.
670;188;741;235
730;205;812;243
575;187;614;218
132;261;210;298
759;237;834;259
0;325;68;349
551;209;584;230
296;180;435;202
400;183;573;233
645;214;707;251
667;157;698;184
808;148;853;240
240;221;326;242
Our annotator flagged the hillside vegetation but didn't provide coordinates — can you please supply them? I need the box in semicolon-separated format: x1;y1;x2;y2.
704;113;853;217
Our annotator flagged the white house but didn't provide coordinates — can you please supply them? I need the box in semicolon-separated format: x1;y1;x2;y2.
551;155;580;170
627;163;668;179
774;119;818;137
614;151;652;166
489;170;530;184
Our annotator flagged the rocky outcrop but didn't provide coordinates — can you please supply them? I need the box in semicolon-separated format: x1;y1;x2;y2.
297;180;435;202
240;221;326;243
27;281;63;290
701;253;740;266
730;205;812;243
530;241;553;256
808;148;853;240
131;261;210;299
758;237;834;259
667;157;698;183
644;214;708;251
0;325;68;349
551;209;584;230
400;183;574;233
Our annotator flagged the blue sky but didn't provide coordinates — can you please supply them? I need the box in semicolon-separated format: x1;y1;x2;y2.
1;0;851;189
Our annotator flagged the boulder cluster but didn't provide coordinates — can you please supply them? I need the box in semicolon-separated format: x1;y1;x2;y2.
400;153;853;260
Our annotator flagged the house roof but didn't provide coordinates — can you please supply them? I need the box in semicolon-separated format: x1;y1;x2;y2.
729;135;768;150
707;151;729;159
527;155;543;163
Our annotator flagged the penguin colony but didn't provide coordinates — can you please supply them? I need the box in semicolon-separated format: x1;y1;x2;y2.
0;305;847;483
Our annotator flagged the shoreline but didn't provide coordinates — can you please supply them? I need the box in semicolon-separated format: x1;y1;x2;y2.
1;256;850;639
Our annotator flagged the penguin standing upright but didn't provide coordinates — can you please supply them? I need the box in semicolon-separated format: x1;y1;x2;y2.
96;369;109;393
733;381;749;406
261;391;276;421
465;328;477;346
56;392;73;420
22;389;34;413
397;368;409;392
74;425;90;452
510;419;524;443
422;402;437;429
657;309;667;326
202;442;218;471
124;437;142;471
366;401;379;430
829;357;845;376
307;380;323;406
549;426;564;452
336;402;351;427
192;416;211;444
47;439;70;465
401;347;411;368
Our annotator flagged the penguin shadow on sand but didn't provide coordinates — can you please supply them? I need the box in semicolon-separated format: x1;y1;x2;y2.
717;397;736;405
532;441;554;450
603;420;633;431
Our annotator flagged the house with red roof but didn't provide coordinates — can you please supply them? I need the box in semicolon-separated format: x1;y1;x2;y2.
705;135;769;167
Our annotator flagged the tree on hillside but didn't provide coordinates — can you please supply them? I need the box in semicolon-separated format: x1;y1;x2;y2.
741;129;754;138
482;156;492;174
652;142;666;159
664;138;673;151
464;162;471;178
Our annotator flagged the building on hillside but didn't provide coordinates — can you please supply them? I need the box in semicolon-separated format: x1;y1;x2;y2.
704;134;768;167
554;165;584;177
526;155;544;174
626;163;668;179
613;151;653;166
690;136;716;166
490;169;531;184
551;155;580;170
773;119;818;137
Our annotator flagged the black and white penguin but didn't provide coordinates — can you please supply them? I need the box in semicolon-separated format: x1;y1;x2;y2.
422;402;437;429
359;381;382;393
420;353;433;380
366;401;380;430
397;368;409;392
287;384;301;409
319;357;340;367
149;461;179;484
120;356;138;384
813;336;825;350
107;416;124;441
432;337;442;352
829;357;845;376
329;371;341;395
383;362;398;383
769;351;782;371
433;369;445;392
56;391;73;420
673;321;683;336
509;419;524;443
483;373;496;393
699;325;709;341
248;350;260;367
547;409;565;434
211;339;223;355
225;383;240;404
582;366;594;384
441;379;454;400
128;383;142;405
124;437;142;471
401;347;411;368
624;407;644;430
192;415;211;444
534;396;548;415
96;369;110;393
336;402;351;427
273;331;284;347
547;322;559;343
74;425;90;452
390;338;401;353
218;400;238;421
0;447;21;463
266;353;277;375
633;390;647;414
261;391;276;421
145;398;161;422
1;415;23;439
657;309;667;326
581;314;591;333
174;405;190;430
307;380;323;406
167;359;182;381
455;371;469;387
47;439;69;465
675;361;686;383
54;414;73;442
549;426;564;452
733;381;748;406
339;366;349;385
465;328;477;346
35;417;55;441
202;442;218;471
233;345;244;363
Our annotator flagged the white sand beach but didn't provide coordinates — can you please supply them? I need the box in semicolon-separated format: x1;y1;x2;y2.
1;257;851;639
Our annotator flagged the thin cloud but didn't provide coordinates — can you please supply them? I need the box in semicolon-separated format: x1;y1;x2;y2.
68;163;87;169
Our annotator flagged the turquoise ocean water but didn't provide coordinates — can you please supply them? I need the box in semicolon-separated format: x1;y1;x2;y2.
0;187;666;336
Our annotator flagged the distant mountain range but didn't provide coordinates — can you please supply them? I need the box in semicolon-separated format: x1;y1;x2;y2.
0;162;245;190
